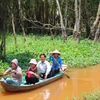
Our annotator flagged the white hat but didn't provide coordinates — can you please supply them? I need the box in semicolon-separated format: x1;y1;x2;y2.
29;59;37;65
11;59;18;66
52;50;61;55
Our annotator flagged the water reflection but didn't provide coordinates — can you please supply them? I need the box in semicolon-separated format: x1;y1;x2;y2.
39;89;50;100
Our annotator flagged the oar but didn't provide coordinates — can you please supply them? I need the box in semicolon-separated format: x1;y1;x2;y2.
64;71;70;79
62;69;70;79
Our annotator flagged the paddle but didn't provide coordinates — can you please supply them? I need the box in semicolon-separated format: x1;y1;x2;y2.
65;73;70;79
50;55;70;79
63;69;70;79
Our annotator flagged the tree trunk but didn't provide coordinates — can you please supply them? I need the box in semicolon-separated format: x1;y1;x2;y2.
10;3;17;49
83;0;90;38
94;21;100;42
78;0;81;31
73;0;81;43
77;0;81;43
43;0;46;24
65;0;68;34
0;21;6;61
56;0;67;42
91;2;100;41
18;0;27;46
0;33;6;61
11;12;17;49
0;1;7;61
73;0;78;35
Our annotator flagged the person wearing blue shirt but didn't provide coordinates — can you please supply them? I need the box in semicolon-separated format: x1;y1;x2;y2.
49;50;62;77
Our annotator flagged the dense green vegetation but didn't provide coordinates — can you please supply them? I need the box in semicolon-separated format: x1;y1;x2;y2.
0;0;100;62
82;90;100;100
71;90;100;100
0;34;100;74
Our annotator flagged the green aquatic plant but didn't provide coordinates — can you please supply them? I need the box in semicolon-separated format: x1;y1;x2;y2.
82;90;100;100
0;34;100;70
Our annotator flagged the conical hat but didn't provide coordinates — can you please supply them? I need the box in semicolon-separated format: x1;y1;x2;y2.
52;50;61;55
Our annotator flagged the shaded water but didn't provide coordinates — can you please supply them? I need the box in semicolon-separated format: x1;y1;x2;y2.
0;64;100;100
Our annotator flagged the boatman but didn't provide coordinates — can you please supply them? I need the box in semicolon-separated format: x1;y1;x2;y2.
49;50;62;77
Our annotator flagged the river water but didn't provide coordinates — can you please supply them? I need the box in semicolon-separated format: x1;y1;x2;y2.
0;64;100;100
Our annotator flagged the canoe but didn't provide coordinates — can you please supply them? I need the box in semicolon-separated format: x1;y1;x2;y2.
0;72;64;92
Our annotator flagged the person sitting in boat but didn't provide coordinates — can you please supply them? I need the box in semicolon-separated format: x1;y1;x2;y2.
49;50;62;77
3;59;22;86
37;54;51;79
25;59;39;84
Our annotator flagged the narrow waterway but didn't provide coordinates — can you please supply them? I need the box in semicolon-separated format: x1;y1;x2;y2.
0;64;100;100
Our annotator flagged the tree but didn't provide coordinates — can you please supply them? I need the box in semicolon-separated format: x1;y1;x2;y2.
65;0;68;35
56;0;67;42
0;1;8;61
82;0;90;38
91;2;100;42
18;0;27;46
0;0;99;44
10;1;17;49
73;0;81;43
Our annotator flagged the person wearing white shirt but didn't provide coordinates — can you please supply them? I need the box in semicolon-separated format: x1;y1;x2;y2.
37;54;51;79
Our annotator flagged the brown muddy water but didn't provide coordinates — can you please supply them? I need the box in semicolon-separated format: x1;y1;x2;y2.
0;64;100;100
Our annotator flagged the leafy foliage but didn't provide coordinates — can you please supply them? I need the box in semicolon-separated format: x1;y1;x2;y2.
82;90;100;100
0;61;9;74
0;34;99;71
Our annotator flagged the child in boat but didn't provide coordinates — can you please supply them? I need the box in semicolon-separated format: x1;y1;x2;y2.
3;59;22;86
49;50;62;77
25;59;39;84
37;54;51;79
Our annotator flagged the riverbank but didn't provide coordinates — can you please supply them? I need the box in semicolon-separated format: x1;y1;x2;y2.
0;34;100;73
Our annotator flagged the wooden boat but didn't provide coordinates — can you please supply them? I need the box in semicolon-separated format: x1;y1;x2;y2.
0;72;64;92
